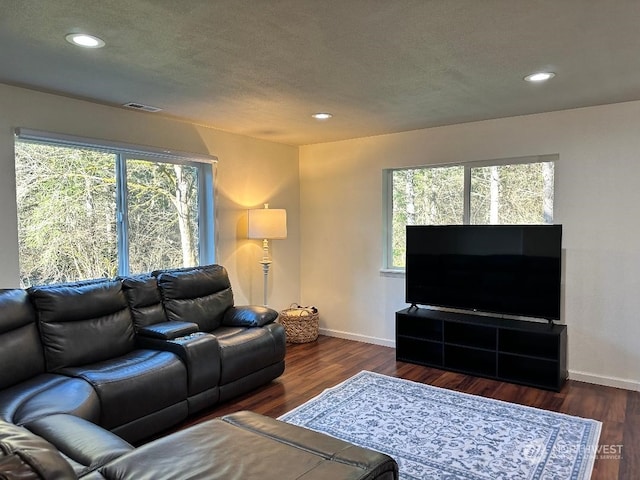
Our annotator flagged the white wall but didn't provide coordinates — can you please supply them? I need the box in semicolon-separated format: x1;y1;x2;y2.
3;83;638;390
299;101;640;391
0;84;300;310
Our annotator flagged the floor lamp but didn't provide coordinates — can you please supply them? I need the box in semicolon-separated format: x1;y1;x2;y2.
248;204;287;306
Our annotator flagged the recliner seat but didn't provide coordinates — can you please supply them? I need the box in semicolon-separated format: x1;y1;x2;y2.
154;265;286;401
0;289;99;427
28;279;188;443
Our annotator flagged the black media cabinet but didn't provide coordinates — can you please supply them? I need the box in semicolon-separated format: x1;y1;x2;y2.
396;307;567;391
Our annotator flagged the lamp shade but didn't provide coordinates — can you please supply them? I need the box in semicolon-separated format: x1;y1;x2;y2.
248;207;287;239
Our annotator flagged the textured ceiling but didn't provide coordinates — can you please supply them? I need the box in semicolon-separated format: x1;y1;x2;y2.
1;0;640;145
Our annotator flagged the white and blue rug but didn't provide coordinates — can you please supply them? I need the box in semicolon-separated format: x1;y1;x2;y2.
279;371;601;480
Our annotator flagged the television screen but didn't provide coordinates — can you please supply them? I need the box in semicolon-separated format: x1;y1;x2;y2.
405;224;562;320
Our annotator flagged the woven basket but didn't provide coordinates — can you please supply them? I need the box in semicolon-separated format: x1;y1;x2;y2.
279;304;319;343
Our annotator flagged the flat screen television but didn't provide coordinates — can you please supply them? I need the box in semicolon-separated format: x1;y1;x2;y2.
405;224;562;320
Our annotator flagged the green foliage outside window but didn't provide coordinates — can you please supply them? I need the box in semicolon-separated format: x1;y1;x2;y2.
16;143;118;285
470;163;554;225
391;166;464;267
127;159;199;274
389;159;554;268
15;141;201;287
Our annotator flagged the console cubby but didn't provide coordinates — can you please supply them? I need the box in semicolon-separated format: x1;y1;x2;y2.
396;336;443;366
499;330;559;359
396;314;443;341
396;307;567;391
445;344;496;377
498;353;559;388
444;322;496;349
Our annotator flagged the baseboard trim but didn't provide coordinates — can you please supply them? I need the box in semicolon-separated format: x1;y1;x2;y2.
319;329;640;392
319;328;395;348
568;370;640;392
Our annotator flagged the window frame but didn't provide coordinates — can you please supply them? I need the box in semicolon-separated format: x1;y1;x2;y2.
383;154;558;272
14;128;217;281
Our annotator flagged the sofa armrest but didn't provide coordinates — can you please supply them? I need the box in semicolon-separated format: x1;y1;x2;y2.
0;418;78;480
222;305;278;327
136;321;199;340
137;334;221;395
24;414;132;477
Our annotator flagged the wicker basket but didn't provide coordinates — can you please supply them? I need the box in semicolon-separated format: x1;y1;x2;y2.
279;304;319;343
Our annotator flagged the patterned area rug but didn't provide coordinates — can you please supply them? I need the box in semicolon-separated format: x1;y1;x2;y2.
279;371;601;479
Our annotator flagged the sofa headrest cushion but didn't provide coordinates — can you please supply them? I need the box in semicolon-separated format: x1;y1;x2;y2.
156;264;234;332
120;274;166;328
0;289;36;334
28;279;135;371
156;264;232;300
28;279;128;323
0;290;45;390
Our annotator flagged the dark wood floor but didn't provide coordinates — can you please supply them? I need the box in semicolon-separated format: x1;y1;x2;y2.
176;335;639;479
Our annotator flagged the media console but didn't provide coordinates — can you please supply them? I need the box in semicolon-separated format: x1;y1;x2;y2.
396;307;567;391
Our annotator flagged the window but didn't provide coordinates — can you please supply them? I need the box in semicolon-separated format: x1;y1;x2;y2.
384;155;556;269
15;129;216;287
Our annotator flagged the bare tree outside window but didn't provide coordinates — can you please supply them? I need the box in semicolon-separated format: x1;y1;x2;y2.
16;143;117;286
470;162;554;225
127;159;199;273
388;159;555;269
15;141;203;287
391;166;464;267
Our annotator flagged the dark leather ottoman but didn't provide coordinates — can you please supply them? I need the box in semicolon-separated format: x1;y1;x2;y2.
88;411;398;480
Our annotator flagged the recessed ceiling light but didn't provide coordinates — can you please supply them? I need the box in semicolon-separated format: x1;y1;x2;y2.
65;33;105;49
312;112;333;120
524;72;555;83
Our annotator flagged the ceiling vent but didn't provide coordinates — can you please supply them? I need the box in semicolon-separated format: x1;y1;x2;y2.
122;102;162;113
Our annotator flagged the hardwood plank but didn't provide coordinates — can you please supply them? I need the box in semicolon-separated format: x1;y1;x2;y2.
162;335;637;479
627;390;640;415
619;412;640;478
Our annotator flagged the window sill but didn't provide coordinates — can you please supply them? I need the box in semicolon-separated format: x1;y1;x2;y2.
380;268;405;278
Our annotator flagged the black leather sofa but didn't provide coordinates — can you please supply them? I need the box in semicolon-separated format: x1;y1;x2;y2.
0;264;398;479
0;264;285;443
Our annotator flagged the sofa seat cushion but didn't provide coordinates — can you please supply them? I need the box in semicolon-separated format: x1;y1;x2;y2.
25;414;133;478
95;411;397;480
0;374;99;426
0;419;77;480
59;350;187;430
212;324;285;385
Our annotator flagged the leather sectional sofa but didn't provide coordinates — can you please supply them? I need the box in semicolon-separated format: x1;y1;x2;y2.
1;264;285;443
0;263;398;479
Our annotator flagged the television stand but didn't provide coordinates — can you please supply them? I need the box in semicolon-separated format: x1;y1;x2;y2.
395;307;567;391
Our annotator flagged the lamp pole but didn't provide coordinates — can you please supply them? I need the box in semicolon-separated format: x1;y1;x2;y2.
259;238;272;306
